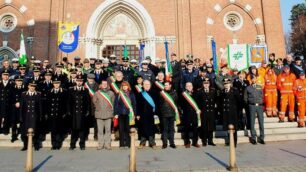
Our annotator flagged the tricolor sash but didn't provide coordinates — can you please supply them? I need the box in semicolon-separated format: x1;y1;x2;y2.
182;91;201;127
155;81;165;90
110;82;120;94
97;90;113;109
119;91;135;125
135;84;143;93
141;91;156;112
84;82;95;97
160;91;180;125
109;76;116;83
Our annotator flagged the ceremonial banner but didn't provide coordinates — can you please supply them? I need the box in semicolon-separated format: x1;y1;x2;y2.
211;39;218;74
250;45;268;68
227;44;249;71
164;41;173;81
58;22;80;53
19;32;27;65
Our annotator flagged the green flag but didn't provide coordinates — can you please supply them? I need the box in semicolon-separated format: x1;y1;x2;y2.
123;45;128;58
19;32;27;65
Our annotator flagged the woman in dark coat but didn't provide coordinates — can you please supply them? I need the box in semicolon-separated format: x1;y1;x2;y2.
137;80;158;148
196;78;217;146
114;81;136;148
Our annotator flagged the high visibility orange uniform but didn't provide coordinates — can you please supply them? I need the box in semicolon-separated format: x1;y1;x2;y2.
293;78;306;127
247;74;265;88
264;70;278;117
277;72;296;121
258;67;269;80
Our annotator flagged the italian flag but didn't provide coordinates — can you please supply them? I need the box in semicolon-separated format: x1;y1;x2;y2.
19;32;27;65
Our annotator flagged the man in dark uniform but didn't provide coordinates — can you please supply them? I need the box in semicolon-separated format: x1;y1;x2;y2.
91;59;108;84
53;63;68;88
47;78;68;150
220;78;240;147
145;56;159;76
138;60;155;83
67;69;78;88
68;76;91;150
170;53;182;92
0;70;13;135
10;76;26;142
31;67;44;83
17;65;31;86
9;58;20;80
120;57;134;85
20;81;42;151
233;71;250;130
73;56;81;67
196;78;217;146
194;67;208;91
109;54;118;70
89;57;96;69
206;64;216;88
244;75;265;145
180;60;199;90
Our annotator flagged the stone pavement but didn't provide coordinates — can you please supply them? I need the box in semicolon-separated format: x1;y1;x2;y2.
0;140;306;172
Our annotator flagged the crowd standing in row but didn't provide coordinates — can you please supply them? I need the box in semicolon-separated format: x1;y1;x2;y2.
0;52;305;151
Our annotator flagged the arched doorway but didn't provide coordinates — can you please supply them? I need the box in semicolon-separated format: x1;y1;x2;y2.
86;0;156;61
0;46;18;63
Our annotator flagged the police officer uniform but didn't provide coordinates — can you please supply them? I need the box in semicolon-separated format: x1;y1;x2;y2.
47;79;68;149
20;81;42;151
0;70;13;134
196;78;217;146
68;76;91;150
10;76;26;142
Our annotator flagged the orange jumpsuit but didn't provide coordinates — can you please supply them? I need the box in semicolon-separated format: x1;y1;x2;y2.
277;73;296;121
264;72;278;117
293;78;306;127
258;67;269;80
247;75;265;88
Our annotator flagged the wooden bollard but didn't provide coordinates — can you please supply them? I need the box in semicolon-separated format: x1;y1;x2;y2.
25;128;34;172
129;128;137;172
227;125;238;171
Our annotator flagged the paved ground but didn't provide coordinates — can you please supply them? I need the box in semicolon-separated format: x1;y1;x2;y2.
0;140;306;172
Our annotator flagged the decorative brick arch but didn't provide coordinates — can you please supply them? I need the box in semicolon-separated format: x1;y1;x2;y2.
86;0;156;59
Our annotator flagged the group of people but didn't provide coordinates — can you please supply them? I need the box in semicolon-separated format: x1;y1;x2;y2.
0;52;305;151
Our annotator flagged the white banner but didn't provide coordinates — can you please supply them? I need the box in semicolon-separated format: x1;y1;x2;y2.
227;44;249;71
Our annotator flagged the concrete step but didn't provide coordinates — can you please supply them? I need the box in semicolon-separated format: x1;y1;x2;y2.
1;133;306;148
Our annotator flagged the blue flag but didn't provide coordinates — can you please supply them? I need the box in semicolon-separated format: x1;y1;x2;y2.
212;39;218;74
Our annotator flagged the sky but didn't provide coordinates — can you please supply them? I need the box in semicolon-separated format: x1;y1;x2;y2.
280;0;305;33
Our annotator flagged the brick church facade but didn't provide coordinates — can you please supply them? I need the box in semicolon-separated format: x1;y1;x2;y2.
0;0;285;64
